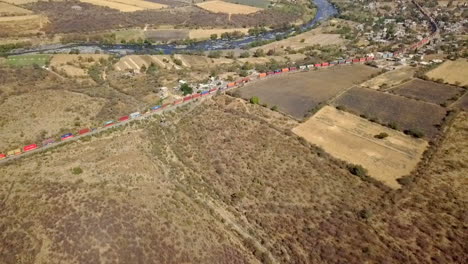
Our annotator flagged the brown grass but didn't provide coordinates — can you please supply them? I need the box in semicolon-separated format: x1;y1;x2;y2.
238;64;379;118
196;1;261;14
334;87;448;139
0;2;33;16
293;106;428;188
360;66;416;90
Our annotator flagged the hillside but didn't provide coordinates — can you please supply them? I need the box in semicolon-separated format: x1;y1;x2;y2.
1;96;466;263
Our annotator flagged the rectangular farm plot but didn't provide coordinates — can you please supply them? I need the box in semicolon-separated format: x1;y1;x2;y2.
7;54;51;67
196;1;262;14
238;64;380;119
79;0;167;12
334;87;447;139
425;59;468;86
292;106;428;189
392;79;464;105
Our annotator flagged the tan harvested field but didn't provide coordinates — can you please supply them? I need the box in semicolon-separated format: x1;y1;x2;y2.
50;54;110;77
360;66;416;90
0;2;33;15
114;55;183;72
189;28;250;39
196;0;261;14
0;90;106;151
0;14;47;36
334;87;447;139
238;64;380;118
144;29;189;41
392;79;464;105
425;59;468;86
257;28;344;51
79;0;167;12
0;0;41;4
293;106;428;188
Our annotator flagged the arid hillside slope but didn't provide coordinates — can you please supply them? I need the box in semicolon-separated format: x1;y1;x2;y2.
0;96;466;263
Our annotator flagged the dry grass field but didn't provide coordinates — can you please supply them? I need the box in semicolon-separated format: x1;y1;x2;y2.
79;0;167;12
114;55;184;72
392;79;465;105
256;28;344;51
425;59;468;86
0;90;106;150
0;0;41;4
238;64;380;118
334;87;448;139
453;92;468;111
0;14;47;36
196;0;262;14
293;106;428;188
50;54;110;77
0;96;466;263
0;2;33;16
360;66;416;90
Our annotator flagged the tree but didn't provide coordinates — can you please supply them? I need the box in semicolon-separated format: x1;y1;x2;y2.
250;96;259;104
140;65;147;73
210;34;218;40
254;49;265;57
180;83;193;95
239;51;250;58
208;50;221;58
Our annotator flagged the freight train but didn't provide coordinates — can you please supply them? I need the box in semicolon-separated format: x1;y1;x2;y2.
0;23;439;161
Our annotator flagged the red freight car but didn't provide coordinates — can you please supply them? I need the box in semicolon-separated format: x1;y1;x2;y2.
322;62;329;67
192;93;201;99
289;67;297;71
267;71;274;75
23;144;38;152
314;63;322;67
183;95;192;102
0;153;6;160
259;73;267;78
281;68;289;73
241;77;250;82
118;116;129;122
227;82;236;88
366;57;374;61
352;58;360;63
78;128;91;135
359;58;366;62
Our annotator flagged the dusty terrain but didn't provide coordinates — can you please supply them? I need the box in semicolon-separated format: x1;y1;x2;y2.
293;106;428;188
425;59;468;86
0;14;47;37
196;0;262;14
334;87;448;139
0;96;466;263
0;2;33;15
238;64;380;118
50;54;110;77
392;78;465;105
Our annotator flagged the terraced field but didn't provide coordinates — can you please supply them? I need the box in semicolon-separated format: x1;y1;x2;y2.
392;79;464;105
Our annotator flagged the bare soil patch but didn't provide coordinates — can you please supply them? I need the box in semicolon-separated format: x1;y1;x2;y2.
189;27;249;39
360;66;416;90
334;87;447;139
392;79;464;105
196;0;261;14
238;64;379;119
293;106;428;188
425;59;468;86
144;29;189;41
50;54;110;77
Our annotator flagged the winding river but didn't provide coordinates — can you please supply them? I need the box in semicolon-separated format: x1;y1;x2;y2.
11;0;338;55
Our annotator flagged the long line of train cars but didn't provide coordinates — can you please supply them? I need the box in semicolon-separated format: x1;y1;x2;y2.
0;31;437;161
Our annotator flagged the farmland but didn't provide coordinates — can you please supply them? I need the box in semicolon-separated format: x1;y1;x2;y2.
79;0;167;12
255;27;344;51
360;66;416;90
224;0;271;8
196;1;262;14
6;54;51;67
334;87;447;139
237;64;380;119
293;106;428;188
454;92;468;111
0;2;33;15
425;59;468;86
392;78;465;105
0;14;47;37
49;54;110;77
1;96;466;263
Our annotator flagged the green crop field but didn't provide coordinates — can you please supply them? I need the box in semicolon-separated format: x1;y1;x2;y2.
225;0;271;8
6;54;51;67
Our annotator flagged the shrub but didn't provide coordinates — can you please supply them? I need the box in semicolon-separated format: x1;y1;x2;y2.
387;122;398;130
404;129;424;138
250;96;259;104
71;167;83;175
374;132;389;139
271;105;278;111
358;209;372;219
347;164;367;178
336;105;346;111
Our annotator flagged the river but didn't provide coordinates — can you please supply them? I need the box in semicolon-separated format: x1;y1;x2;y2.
10;0;338;55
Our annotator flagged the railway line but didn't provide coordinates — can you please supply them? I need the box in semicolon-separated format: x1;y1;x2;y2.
0;0;440;165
